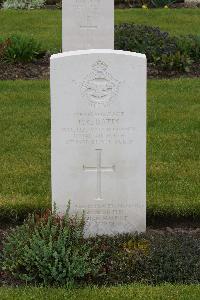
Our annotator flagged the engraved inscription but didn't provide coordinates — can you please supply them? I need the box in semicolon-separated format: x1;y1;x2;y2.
62;111;135;146
81;60;120;107
72;0;100;29
63;0;113;51
72;202;145;229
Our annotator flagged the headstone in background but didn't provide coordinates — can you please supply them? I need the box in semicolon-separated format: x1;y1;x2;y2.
62;0;114;51
184;0;200;6
51;49;146;236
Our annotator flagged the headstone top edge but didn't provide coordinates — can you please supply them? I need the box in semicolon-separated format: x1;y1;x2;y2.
50;49;146;61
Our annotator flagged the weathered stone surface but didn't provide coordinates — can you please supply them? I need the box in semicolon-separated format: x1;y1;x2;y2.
62;0;114;51
51;49;146;236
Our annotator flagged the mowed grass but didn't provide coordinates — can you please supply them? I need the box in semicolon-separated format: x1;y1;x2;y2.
147;79;200;217
0;9;199;51
0;78;199;222
115;8;200;36
0;10;62;52
0;81;50;221
1;284;200;300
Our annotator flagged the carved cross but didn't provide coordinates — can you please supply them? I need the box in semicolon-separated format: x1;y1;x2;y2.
83;149;115;200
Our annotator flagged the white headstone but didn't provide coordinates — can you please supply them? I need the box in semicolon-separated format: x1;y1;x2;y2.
62;0;114;51
51;49;146;236
185;0;200;4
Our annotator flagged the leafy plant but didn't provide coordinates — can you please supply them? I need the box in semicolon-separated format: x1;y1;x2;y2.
0;37;11;61
1;207;102;286
151;0;174;8
2;218;200;286
2;34;45;63
115;24;195;72
88;232;200;285
2;0;45;9
116;0;151;7
176;35;200;62
153;52;192;72
115;24;178;59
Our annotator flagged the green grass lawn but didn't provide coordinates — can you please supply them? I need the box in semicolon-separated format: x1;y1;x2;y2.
0;9;199;51
148;79;200;217
1;284;200;300
0;78;199;222
0;80;50;222
115;8;200;36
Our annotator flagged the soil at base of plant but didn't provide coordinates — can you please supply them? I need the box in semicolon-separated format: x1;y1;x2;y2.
0;56;199;80
0;55;50;81
148;62;200;78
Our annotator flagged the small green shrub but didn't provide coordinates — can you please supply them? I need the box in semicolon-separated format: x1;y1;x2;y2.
0;35;45;63
115;24;198;72
114;0;144;7
2;0;45;9
152;52;192;72
88;233;200;285
2;218;200;286
176;35;200;62
45;0;57;4
151;0;174;8
1;208;102;286
0;37;11;61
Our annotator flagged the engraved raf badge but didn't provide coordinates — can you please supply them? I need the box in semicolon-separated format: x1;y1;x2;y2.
81;60;120;107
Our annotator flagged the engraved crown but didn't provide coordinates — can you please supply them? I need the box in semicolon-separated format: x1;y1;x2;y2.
92;60;107;74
